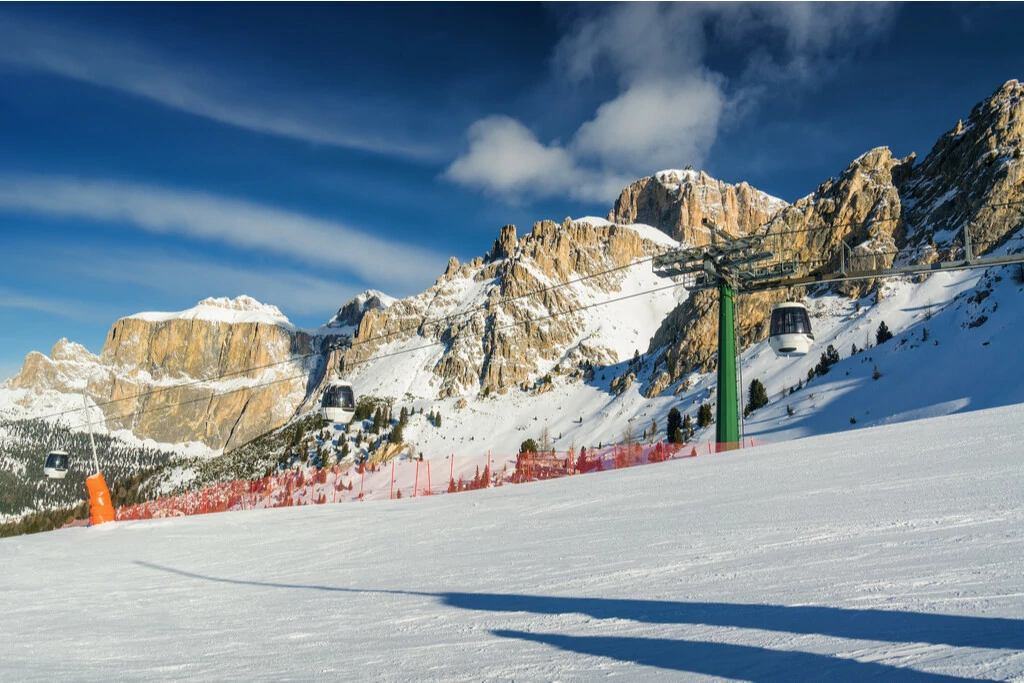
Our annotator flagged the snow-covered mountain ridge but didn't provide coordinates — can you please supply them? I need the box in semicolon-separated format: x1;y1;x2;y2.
129;295;296;328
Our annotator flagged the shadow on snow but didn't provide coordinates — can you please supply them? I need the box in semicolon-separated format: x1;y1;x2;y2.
136;562;1019;679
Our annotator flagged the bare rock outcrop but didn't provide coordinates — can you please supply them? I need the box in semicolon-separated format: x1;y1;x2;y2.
342;218;670;398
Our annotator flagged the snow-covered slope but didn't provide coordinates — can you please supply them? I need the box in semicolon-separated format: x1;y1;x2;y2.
342;242;1024;464
3;404;1022;680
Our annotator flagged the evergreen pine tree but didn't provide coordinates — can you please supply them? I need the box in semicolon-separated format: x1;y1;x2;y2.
399;406;408;427
815;344;841;376
682;413;695;440
876;320;893;345
435;411;442;428
390;422;404;444
697;402;713;428
746;378;769;413
827;344;841;365
666;408;682;443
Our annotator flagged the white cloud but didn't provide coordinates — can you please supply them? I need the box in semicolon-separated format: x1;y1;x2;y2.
0;14;439;160
552;3;708;86
444;116;576;197
442;116;636;203
0;175;447;294
573;76;726;172
446;3;896;203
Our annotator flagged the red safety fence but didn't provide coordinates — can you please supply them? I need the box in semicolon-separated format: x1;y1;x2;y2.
113;437;767;522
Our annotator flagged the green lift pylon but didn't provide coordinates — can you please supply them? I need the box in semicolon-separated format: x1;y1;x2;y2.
715;282;740;451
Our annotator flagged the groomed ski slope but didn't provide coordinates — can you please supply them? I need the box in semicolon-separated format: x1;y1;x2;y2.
3;404;1023;681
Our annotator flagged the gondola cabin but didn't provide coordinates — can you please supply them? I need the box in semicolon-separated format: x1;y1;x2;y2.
43;450;69;480
321;379;356;425
769;302;814;357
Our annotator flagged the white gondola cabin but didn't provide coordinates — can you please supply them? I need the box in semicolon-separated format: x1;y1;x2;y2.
43;450;70;480
769;302;814;357
321;379;356;425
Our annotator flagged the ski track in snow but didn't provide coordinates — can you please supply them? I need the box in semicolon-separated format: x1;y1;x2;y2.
2;403;1023;681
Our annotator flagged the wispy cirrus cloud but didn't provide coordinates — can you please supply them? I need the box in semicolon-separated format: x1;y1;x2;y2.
446;3;897;203
0;13;440;160
0;174;447;294
69;249;361;319
0;286;112;322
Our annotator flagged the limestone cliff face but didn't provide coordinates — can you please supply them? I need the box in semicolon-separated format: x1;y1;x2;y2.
7;297;321;451
608;169;788;244
342;218;670;398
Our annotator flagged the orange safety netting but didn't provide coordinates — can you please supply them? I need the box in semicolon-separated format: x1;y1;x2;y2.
114;438;768;522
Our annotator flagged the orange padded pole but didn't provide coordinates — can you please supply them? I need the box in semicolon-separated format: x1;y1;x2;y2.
86;472;115;525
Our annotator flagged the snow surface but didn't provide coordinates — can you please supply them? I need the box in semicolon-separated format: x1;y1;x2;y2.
131;295;296;329
2;404;1022;680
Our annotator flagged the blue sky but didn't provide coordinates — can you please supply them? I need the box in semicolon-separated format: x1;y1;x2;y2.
2;2;1024;381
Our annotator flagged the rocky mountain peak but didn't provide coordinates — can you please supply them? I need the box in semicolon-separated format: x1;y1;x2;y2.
329;290;396;330
608;168;788;245
902;79;1024;252
49;338;95;363
491;224;518;260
